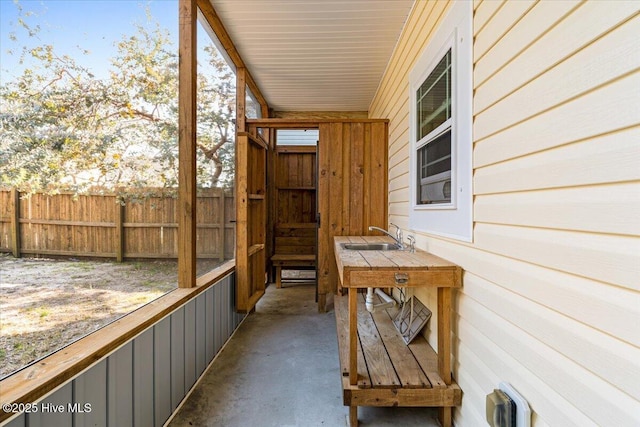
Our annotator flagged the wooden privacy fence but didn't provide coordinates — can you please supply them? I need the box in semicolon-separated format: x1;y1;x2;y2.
0;188;235;261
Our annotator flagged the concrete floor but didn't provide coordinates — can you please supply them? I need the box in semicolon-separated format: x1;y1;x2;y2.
168;280;440;427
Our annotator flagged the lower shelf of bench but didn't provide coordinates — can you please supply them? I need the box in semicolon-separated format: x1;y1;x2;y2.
335;293;461;408
342;377;461;407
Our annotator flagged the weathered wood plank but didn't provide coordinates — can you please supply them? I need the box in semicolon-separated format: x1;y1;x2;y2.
356;295;401;388
344;377;462;407
247;118;388;127
335;294;351;377
342;123;352;234
369;122;388;230
11;188;20;258
349;289;359;386
370;296;431;388
438;287;452;385
115;202;124;262
406;339;447;389
349;122;364;234
328;122;345;294
177;0;197;288
316;124;331;299
335;294;371;388
236;68;247;132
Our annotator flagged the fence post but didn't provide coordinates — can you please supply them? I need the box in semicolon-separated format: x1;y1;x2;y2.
10;188;21;258
219;189;226;261
115;197;125;262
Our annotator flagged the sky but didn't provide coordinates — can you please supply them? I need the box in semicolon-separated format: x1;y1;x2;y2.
0;0;216;83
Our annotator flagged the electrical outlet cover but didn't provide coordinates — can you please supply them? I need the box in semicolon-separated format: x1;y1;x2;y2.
499;382;531;427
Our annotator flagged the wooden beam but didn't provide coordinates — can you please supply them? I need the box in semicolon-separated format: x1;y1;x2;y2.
178;0;197;288
349;289;358;386
236;67;247;133
438;287;452;384
272;111;368;120
246;118;389;128
196;0;269;113
235;133;249;310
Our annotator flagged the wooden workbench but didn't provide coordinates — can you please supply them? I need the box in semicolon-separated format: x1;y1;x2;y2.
334;236;462;427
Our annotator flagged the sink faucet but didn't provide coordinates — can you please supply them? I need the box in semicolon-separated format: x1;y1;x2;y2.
368;223;404;249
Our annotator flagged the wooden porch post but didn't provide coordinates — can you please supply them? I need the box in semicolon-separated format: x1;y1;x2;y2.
236;67;247;132
178;0;197;288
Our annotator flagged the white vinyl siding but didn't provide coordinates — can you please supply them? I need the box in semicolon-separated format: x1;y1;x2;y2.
370;0;640;426
275;129;319;146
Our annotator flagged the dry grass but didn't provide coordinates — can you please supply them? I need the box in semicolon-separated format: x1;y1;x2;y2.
0;254;179;378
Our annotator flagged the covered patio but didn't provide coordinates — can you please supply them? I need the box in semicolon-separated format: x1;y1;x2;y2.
167;282;440;427
1;1;638;426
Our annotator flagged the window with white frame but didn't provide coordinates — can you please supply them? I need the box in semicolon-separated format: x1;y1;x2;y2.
409;1;472;242
416;49;452;205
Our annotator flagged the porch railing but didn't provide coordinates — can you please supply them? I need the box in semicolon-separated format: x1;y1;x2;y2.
0;260;243;427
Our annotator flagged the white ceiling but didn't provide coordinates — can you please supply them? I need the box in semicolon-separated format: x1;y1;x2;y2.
209;0;415;112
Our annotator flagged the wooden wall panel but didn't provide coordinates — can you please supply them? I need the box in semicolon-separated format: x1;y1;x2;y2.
317;124;332;303
235;132;267;312
317;121;388;304
0;190;11;251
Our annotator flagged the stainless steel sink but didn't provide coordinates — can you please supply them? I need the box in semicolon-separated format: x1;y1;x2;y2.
341;243;402;251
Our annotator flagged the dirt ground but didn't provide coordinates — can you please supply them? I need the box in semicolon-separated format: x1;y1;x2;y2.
0;254;180;378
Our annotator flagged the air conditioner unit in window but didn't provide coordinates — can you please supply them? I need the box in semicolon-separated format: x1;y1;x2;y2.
420;171;451;204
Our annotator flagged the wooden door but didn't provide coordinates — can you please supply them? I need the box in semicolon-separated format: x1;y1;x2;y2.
317;120;389;311
235;131;268;312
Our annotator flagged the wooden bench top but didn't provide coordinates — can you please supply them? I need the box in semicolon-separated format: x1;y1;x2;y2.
333;236;461;289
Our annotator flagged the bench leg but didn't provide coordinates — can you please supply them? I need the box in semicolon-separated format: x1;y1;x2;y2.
438;407;452;427
317;293;326;313
349;406;358;427
276;266;282;288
